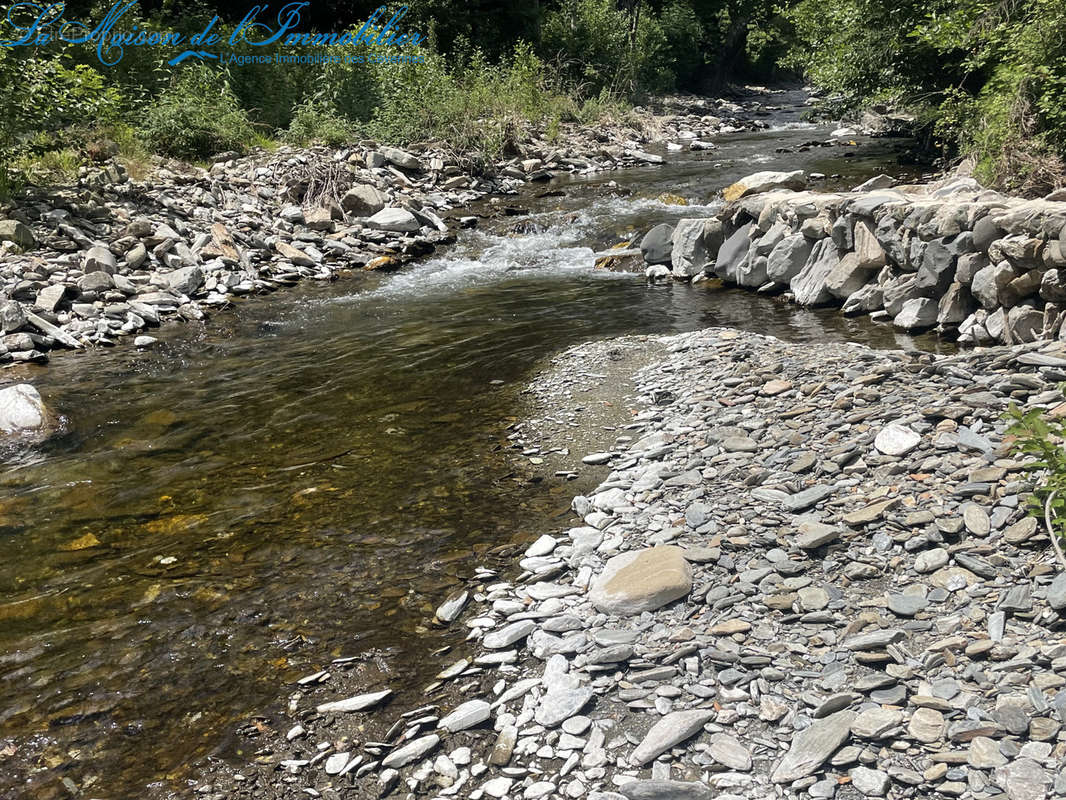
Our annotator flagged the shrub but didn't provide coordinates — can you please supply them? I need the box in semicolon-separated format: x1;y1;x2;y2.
1004;401;1066;556
0;47;124;195
787;0;1066;194
658;0;705;88
140;66;256;159
285;101;358;147
366;42;564;159
542;0;670;98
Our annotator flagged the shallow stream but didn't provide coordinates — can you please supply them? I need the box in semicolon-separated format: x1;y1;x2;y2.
0;93;948;798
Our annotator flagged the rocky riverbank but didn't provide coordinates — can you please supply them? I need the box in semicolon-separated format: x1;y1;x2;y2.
641;170;1066;347
0;91;789;375
195;327;1066;800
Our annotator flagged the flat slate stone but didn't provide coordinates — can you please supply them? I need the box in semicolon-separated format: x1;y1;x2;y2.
794;519;842;549
843;497;899;525
851;708;902;739
315;689;392;713
619;780;714;800
995;757;1050;800
629;709;715;766
535;687;593;727
783;484;834;512
483;619;537;649
909;707;945;743
887;593;928;617
707;732;752;770
588;546;693;616
381;733;439;768
845;629;905;651
438;699;491;732
771;710;856;783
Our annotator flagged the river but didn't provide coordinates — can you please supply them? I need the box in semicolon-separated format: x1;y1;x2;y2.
0;94;948;799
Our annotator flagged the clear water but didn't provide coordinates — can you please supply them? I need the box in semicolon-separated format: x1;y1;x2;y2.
0;99;945;799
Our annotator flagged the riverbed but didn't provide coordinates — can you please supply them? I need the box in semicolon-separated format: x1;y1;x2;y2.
0;93;947;799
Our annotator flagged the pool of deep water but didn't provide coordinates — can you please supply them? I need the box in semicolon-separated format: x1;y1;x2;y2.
0;95;951;799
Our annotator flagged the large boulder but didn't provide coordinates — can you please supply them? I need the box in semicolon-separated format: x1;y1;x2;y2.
843;282;885;315
0;300;26;333
955;252;987;285
640;223;674;265
367;208;421;233
77;271;114;293
0;384;56;436
34;284;68;313
914;237;958;296
883;274;923;317
790;239;841;305
671;219;722;278
1041;269;1066;302
722;170;806;202
938;282;976;326
825;220;886;298
163;266;204;296
0;219;35;249
1007;305;1043;342
83;244;117;275
971;261;1016;309
737;251;769;288
893;297;938;330
381;146;422;170
341;184;387;216
714;223;754;282
973;215;1005;251
767;234;814;284
589;546;692;616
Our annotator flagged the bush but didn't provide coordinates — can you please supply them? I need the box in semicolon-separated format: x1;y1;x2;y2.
285;101;358;147
140;66;256;159
366;42;565;159
787;0;1066;194
1004;401;1066;550
0;47;125;196
659;1;705;88
541;0;671;98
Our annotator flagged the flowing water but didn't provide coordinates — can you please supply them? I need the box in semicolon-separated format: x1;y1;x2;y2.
0;95;949;799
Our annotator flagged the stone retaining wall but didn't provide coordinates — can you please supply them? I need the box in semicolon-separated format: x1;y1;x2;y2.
657;174;1066;345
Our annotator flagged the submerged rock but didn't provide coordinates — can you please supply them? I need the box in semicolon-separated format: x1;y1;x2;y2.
0;384;56;437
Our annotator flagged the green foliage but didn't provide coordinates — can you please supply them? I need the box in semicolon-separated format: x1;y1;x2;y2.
0;0;811;183
0;45;125;195
365;42;566;158
13;147;81;184
659;1;706;88
541;0;672;98
787;0;1066;194
285;101;358;147
140;66;256;159
1004;400;1066;543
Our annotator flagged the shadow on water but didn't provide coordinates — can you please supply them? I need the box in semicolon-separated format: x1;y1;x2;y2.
0;105;947;798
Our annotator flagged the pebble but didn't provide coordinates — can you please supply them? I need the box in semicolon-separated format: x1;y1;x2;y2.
874;424;921;456
315;689;391;713
381;734;439;768
707;732;752;771
438;699;491;732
